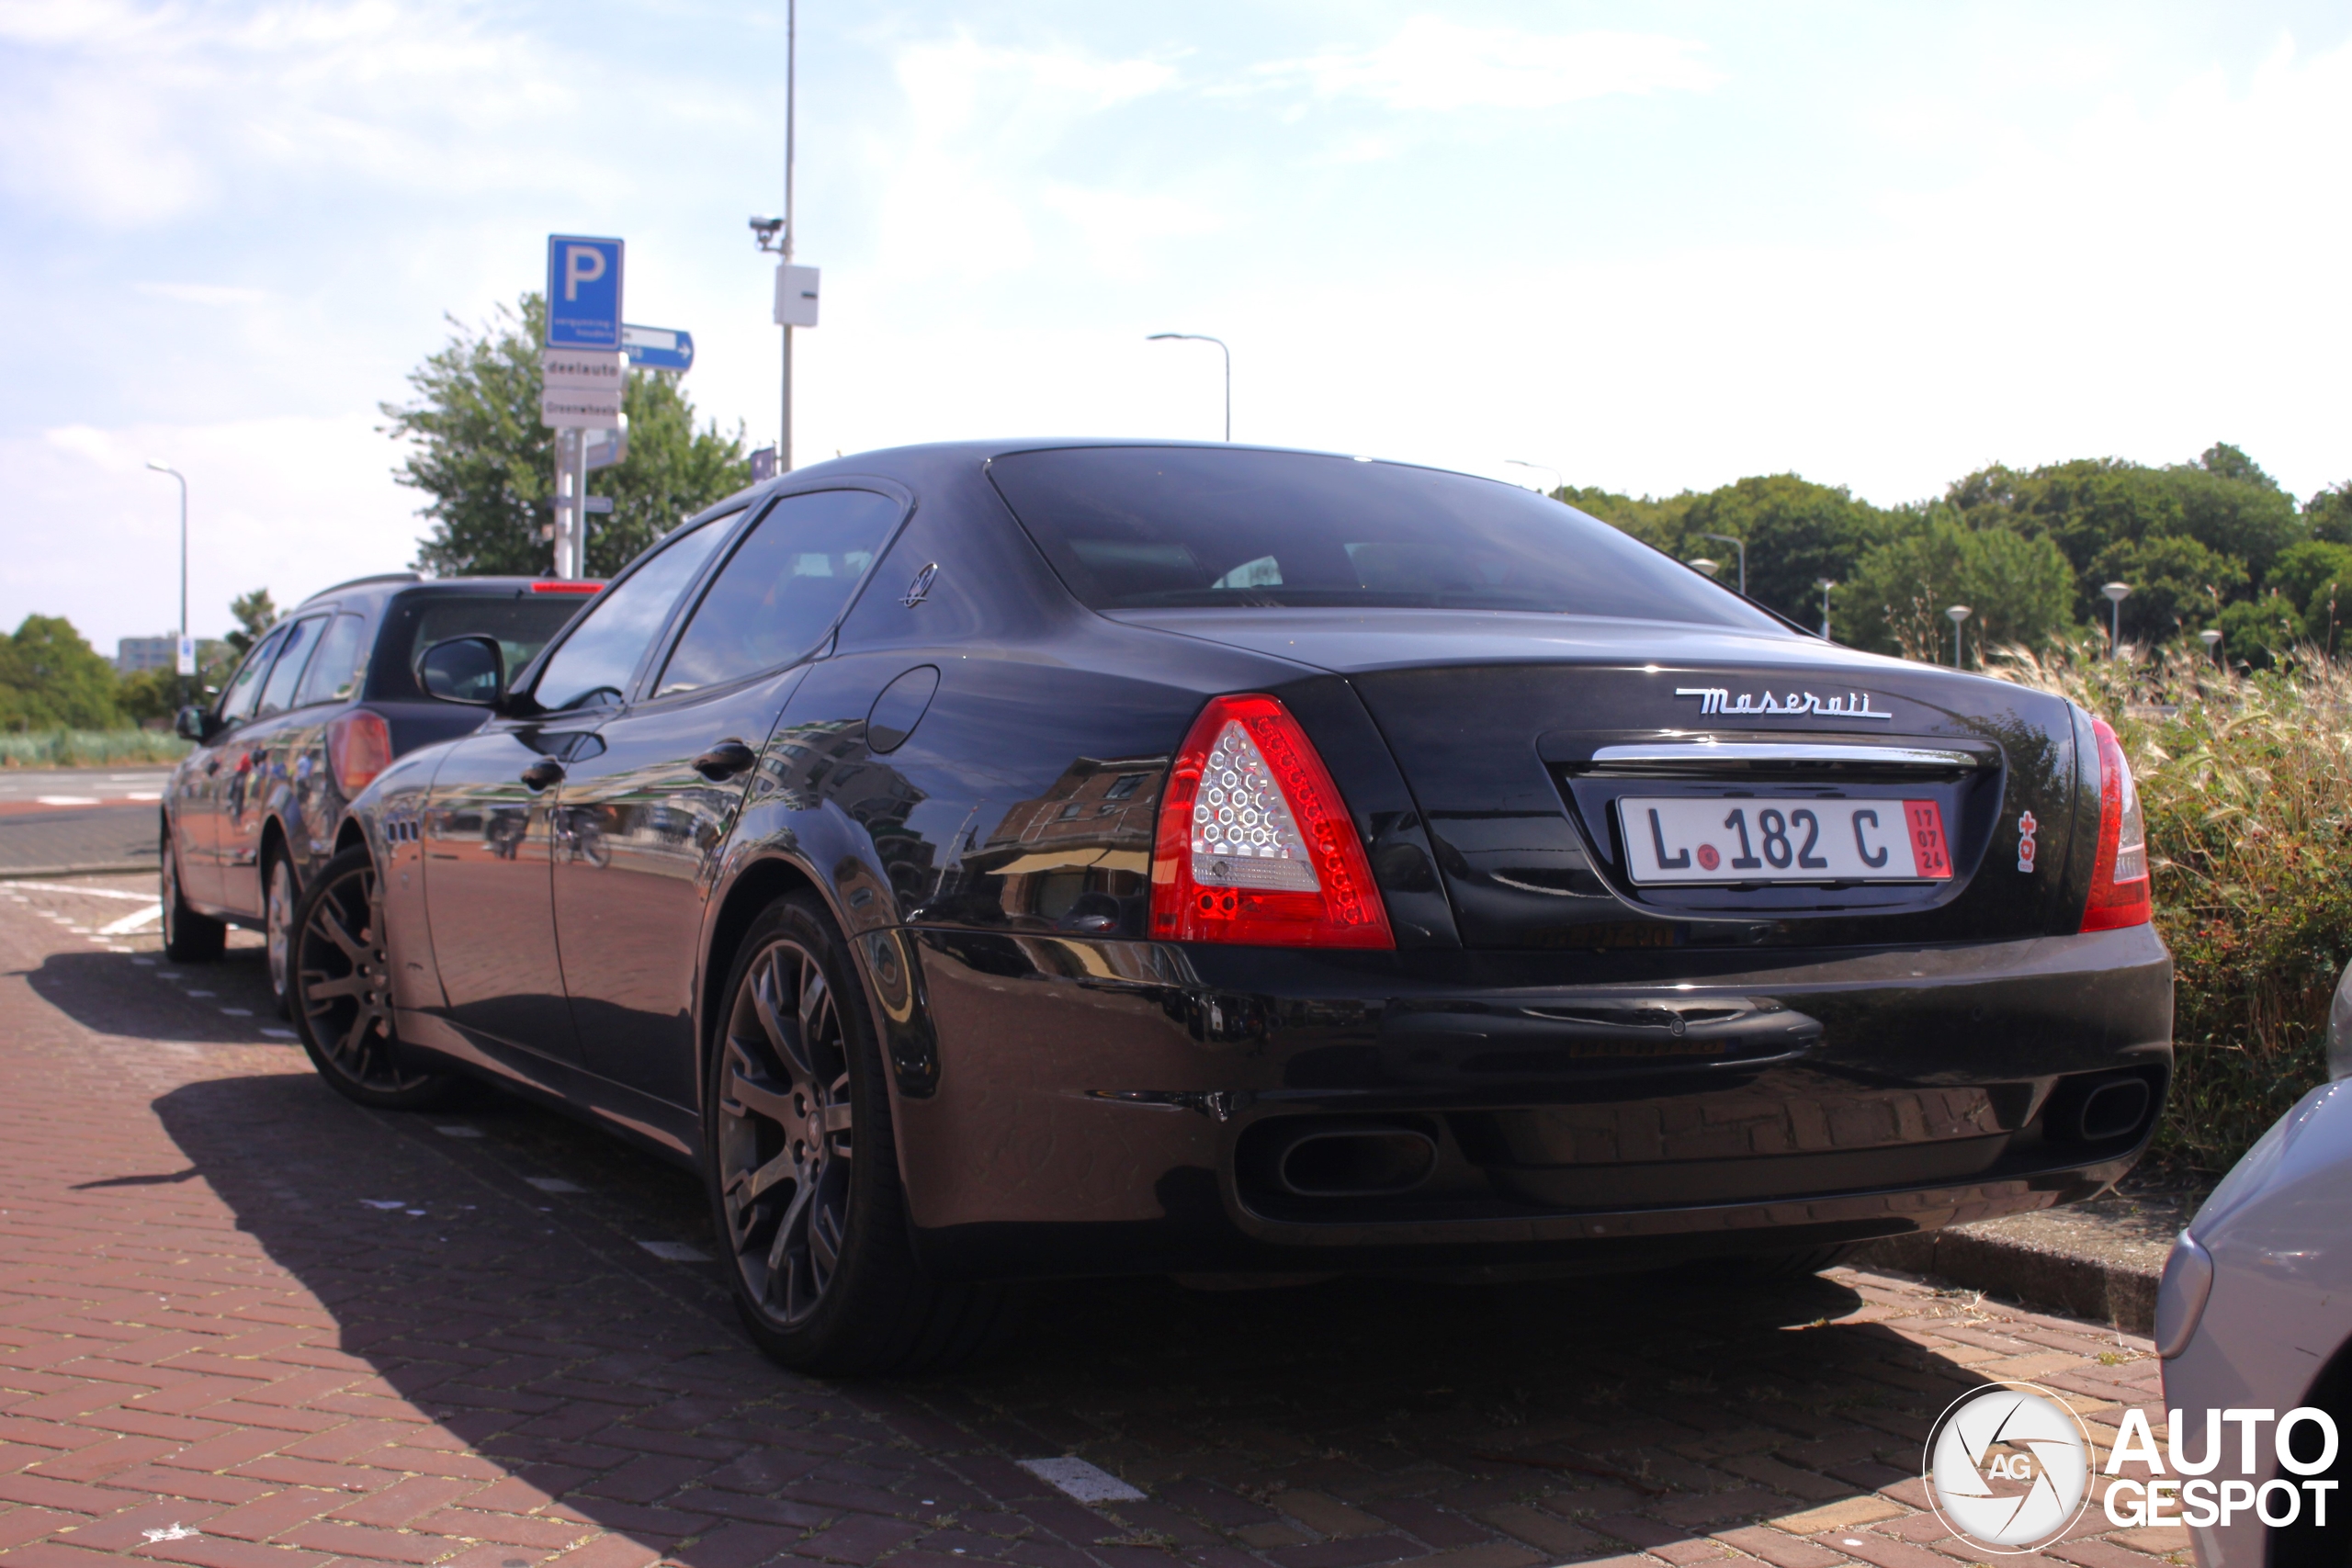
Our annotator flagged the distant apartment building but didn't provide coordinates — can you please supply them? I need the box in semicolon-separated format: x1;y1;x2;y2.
116;636;175;674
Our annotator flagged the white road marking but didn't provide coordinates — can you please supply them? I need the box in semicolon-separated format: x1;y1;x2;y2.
526;1177;584;1193
637;1241;711;1262
1017;1456;1146;1503
126;792;163;801
435;1125;482;1139
359;1200;404;1210
219;1008;253;1017
34;795;100;806
7;882;160;902
98;905;162;934
260;1028;296;1040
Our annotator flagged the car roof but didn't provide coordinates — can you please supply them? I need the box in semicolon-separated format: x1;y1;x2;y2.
289;574;606;615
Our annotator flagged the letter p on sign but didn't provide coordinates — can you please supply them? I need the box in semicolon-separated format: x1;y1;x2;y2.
545;234;624;350
564;244;605;300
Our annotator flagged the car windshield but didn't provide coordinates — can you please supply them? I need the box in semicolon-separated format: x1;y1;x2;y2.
989;446;1783;628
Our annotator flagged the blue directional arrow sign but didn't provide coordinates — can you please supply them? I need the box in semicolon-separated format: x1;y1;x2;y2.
546;234;624;350
621;324;694;371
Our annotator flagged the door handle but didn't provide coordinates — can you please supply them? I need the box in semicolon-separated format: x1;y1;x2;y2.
692;740;758;780
520;760;565;791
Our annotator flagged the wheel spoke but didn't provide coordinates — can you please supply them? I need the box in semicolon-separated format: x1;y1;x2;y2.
724;1062;797;1124
309;903;369;963
729;1146;798;1205
765;1179;812;1278
303;974;370;1002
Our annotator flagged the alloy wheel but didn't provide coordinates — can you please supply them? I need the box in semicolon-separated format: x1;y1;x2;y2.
718;937;854;1327
294;860;431;1093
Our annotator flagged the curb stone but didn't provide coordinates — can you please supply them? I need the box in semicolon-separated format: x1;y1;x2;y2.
1855;1226;2162;1333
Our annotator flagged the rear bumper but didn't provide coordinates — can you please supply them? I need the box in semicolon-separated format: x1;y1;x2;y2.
888;923;2174;1281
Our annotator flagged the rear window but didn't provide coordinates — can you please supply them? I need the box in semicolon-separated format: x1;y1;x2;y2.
989;446;1782;628
368;592;594;700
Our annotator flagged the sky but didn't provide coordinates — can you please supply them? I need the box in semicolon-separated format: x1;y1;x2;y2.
6;0;2352;651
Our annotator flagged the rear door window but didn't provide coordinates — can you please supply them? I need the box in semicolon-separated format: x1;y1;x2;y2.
294;614;370;707
532;520;729;712
655;490;899;697
255;615;325;717
988;446;1783;629
216;627;288;724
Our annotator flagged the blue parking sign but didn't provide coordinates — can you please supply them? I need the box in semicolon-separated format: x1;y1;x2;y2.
546;235;624;350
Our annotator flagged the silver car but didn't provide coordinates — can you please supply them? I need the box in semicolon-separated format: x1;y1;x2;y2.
2155;964;2352;1568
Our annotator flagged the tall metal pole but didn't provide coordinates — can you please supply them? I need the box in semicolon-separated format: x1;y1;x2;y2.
780;0;796;473
1702;533;1746;596
146;462;189;705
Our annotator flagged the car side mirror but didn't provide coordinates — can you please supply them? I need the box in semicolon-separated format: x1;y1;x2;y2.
173;705;217;743
417;635;506;707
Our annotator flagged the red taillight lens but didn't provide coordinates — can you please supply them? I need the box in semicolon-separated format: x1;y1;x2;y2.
530;580;603;593
2081;716;2151;931
1149;694;1393;949
327;709;393;798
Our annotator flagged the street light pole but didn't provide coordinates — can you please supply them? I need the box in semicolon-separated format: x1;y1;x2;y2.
1946;604;1972;669
782;0;796;472
1815;578;1837;640
1146;333;1229;440
145;461;188;705
1702;533;1747;596
2101;581;2132;660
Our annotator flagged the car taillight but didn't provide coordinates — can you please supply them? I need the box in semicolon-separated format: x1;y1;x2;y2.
2081;716;2151;931
1149;693;1393;949
530;581;603;593
327;710;393;798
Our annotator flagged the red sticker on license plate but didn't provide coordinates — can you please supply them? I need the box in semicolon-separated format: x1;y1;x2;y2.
1904;800;1952;879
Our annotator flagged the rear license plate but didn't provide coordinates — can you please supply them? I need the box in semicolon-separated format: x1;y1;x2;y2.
1619;796;1953;884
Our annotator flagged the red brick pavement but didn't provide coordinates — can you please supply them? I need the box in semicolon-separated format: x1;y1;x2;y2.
0;876;2190;1568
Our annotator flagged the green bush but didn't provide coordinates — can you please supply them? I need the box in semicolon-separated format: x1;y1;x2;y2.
1999;641;2352;1176
0;729;192;769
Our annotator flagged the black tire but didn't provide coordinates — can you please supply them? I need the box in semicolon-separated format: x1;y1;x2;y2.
288;845;458;1111
263;851;298;1018
160;823;225;964
707;893;1019;1375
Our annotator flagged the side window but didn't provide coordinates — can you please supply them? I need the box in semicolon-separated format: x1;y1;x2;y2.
656;491;901;697
255;615;325;718
532;518;728;712
295;614;370;707
216;627;288;724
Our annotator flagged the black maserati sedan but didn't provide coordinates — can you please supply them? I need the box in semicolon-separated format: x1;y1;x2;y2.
289;440;2172;1375
161;572;600;1010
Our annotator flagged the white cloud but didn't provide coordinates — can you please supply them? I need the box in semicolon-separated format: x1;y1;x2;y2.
4;414;423;646
1260;17;1723;112
135;282;270;306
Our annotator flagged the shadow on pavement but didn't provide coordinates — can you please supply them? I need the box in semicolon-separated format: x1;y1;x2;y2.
121;1050;1996;1568
22;944;280;1045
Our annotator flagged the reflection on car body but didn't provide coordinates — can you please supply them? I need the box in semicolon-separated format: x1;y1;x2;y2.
288;441;2175;1376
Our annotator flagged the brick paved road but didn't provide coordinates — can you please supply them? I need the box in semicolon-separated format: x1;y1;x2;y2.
0;874;2192;1568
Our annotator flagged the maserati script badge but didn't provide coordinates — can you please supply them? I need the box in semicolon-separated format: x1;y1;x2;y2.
1675;686;1894;719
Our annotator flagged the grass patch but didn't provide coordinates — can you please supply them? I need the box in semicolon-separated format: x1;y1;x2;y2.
0;729;191;769
1999;641;2352;1176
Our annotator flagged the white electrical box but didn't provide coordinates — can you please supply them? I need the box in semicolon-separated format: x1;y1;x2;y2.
775;265;820;329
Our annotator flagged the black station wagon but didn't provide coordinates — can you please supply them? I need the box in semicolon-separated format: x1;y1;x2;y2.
162;572;599;1009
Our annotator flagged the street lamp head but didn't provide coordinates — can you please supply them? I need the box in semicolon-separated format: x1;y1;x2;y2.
2101;581;2132;604
145;459;177;476
1688;558;1720;577
2199;628;2223;649
1946;605;1972;625
1815;578;1837;591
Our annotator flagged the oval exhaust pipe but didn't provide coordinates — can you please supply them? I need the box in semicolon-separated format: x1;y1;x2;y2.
2076;1078;2151;1142
1275;1126;1438;1197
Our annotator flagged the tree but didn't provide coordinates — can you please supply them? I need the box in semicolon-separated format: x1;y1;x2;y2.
2306;481;2352;546
385;294;753;578
1835;519;2075;662
0;616;121;731
2084;533;2246;645
2164;445;2301;586
1565;474;1895;627
2215;592;2304;669
224;588;278;656
2269;540;2352;650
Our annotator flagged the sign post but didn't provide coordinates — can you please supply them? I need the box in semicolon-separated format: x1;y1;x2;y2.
541;235;626;579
